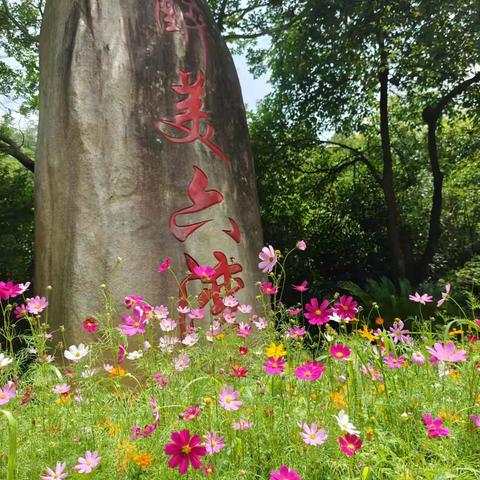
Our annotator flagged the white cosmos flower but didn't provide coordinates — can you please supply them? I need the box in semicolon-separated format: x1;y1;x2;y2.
64;343;89;362
334;410;360;435
0;353;13;368
126;350;143;360
182;333;200;347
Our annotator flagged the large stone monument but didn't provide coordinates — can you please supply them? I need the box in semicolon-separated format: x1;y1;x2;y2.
35;0;263;340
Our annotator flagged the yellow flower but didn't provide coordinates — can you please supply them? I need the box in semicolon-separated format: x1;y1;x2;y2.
330;392;347;408
215;333;225;341
265;343;286;360
109;367;126;377
448;328;463;336
357;325;377;341
134;452;153;469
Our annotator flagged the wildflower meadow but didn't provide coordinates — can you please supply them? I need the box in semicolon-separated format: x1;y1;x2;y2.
1;243;480;479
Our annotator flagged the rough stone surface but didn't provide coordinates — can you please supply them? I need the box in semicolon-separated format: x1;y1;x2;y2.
35;0;263;341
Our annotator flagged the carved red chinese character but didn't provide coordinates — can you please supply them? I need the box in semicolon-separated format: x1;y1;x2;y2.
169;166;224;242
223;217;241;244
154;70;228;164
178;251;244;333
155;0;181;32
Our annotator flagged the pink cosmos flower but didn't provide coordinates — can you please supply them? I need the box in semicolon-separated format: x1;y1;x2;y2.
117;344;126;364
158;257;171;273
304;298;333;325
263;356;286;375
131;398;160;439
239;346;248;356
154;305;170;319
292;280;308;292
117;307;147;336
422;413;450;437
237;323;252;338
288;308;302;315
383;353;407;369
286;325;306;339
361;363;383;382
231;366;248;377
0;381;16;404
270;466;302;480
40;462;68;480
204;431;225;455
174;353;190;371
182;332;200;347
188;308;205;320
261;282;279;295
258;245;278;273
476;319;480;328
425;342;467;362
223;295;238;307
153;372;170;388
164;429;207;474
330;343;351;360
338;433;363;456
409;292;433;305
82;317;98;333
294;360;325;381
73;451;101;474
177;305;191;314
389;320;412;345
252;316;268;330
296;240;307;251
437;283;451;307
238;304;252;313
232;418;253;430
194;265;216;281
470;415;480;429
218;386;243;411
299;423;328;446
26;296;48;314
0;281;22;300
180;404;203;421
52;384;70;396
14;304;28;319
412;352;426;366
124;295;145;309
334;296;358;320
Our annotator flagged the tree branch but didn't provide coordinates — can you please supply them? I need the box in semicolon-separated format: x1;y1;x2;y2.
223;16;298;41
1;0;40;44
0;131;35;172
215;0;229;32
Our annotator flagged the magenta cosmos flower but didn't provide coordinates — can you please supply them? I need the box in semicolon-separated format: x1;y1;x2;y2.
0;281;23;300
204;431;225;455
286;325;306;339
383;353;407;369
73;450;101;474
82;317;98;333
40;462;68;480
338;433;363;457
425;342;467;362
194;265;216;281
470;415;480;429
270;466;302;480
263;356;286;375
292;280;308;292
294;360;325;381
304;298;333;325
299;422;328;446
261;282;279;295
218;386;243;411
0;381;16;405
117;307;147;336
164;429;207;474
422;414;450;438
258;245;278;273
330;343;351;360
409;292;433;304
232;418;254;430
26;296;48;314
158;257;171;273
334;296;358;319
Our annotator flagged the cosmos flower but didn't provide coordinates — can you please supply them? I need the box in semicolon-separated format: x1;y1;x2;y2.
294;360;324;381
422;414;450;438
286;326;306;339
158;257;171;273
218;386;242;411
330;343;351;360
40;462;68;480
437;283;451;308
333;296;358;320
232;418;254;430
194;265;216;281
304;298;333;325
334;410;360;435
174;353;190;371
0;381;16;405
82;317;98;333
292;280;308;292
164;429;207;474
204;431;225;455
258;245;278;273
73;451;101;474
296;240;307;251
298;423;328;446
26;296;48;315
338;433;363;457
0;352;13;368
383;353;407;369
117;307;147;336
270;466;302;480
261;282;279;295
263;357;286;375
409;292;433;305
160;318;177;332
64;344;89;362
425;342;467;362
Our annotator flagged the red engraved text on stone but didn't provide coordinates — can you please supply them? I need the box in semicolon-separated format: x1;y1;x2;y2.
222;217;241;244
155;0;181;32
154;70;228;164
169;166;224;242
